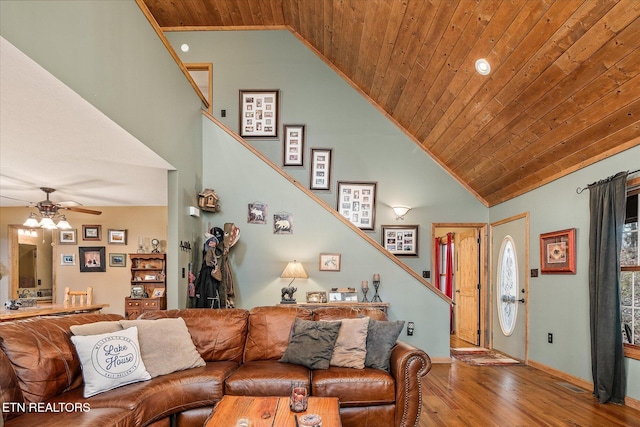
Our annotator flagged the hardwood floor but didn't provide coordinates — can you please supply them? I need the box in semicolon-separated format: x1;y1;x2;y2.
419;337;640;426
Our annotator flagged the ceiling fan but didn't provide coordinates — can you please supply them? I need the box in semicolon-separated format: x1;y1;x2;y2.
3;187;102;229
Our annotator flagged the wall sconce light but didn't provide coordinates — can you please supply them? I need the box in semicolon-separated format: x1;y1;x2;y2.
392;206;411;220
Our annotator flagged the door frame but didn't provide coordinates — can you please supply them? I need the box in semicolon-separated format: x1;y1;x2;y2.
490;212;529;362
432;223;489;348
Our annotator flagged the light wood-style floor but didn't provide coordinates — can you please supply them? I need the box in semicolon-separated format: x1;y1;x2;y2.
419;336;640;426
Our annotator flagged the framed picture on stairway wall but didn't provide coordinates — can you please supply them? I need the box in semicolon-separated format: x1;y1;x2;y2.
239;90;279;138
381;225;419;256
336;181;377;230
282;124;305;166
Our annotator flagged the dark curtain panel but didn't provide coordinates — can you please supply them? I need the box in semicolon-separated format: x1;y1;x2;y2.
588;171;628;404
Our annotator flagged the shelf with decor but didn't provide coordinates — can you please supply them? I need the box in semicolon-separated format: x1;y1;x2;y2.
125;253;166;319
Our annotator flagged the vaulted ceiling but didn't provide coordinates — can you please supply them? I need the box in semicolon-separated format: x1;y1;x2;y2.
140;0;640;206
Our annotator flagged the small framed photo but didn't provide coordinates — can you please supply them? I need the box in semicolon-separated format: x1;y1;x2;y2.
79;246;106;272
283;124;305;166
131;285;145;298
239;89;279;138
108;229;127;245
310;148;332;191
152;288;165;298
306;291;327;303
540;228;576;274
59;229;77;245
248;202;268;224
60;254;76;266
381;225;419;256
319;253;341;271
109;253;126;267
82;225;102;241
144;274;157;281
337;181;377;230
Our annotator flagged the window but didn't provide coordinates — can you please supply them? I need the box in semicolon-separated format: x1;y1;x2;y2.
622;177;640;359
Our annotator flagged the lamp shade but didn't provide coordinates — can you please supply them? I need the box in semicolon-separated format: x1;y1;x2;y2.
392;206;411;219
280;261;308;279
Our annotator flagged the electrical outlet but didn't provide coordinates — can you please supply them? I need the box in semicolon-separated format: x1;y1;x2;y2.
407;322;415;336
548;333;553;343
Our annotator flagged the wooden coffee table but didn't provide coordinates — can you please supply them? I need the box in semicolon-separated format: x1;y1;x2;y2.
206;395;342;427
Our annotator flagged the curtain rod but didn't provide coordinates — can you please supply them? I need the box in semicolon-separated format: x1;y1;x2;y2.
576;169;640;194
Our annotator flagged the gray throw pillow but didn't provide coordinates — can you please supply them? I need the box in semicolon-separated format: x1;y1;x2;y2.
365;319;405;371
280;318;342;370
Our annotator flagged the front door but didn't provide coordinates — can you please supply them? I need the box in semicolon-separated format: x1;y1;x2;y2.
455;229;480;345
491;214;528;361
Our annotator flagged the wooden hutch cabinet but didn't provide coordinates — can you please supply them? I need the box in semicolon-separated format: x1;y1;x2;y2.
125;253;166;320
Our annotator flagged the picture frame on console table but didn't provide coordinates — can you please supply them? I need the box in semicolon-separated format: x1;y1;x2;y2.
336;181;377;230
239;90;279;138
540;228;576;274
381;225;419;256
282;124;305;166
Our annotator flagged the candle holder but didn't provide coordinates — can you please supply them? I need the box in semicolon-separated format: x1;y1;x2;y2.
372;279;382;302
361;285;370;302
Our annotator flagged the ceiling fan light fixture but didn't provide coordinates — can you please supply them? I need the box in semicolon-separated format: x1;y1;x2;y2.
23;213;40;227
39;217;57;229
475;58;491;75
56;216;72;229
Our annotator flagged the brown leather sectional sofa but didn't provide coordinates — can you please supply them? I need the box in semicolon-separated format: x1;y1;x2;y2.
0;305;431;427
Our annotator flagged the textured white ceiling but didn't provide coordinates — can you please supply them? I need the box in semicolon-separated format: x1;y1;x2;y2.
0;37;173;208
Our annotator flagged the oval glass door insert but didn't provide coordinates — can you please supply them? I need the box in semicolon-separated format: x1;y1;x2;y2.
497;235;518;336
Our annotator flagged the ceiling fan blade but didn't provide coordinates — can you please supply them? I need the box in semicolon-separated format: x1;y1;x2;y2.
0;194;35;205
63;206;102;215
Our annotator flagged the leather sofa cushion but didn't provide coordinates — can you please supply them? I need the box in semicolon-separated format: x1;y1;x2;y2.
2;407;134;427
312;367;395;406
139;308;248;363
243;306;312;362
0;313;123;403
225;360;310;396
46;361;237;426
0;349;24;422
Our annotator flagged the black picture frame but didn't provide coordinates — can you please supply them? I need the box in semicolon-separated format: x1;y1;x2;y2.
283;124;305;166
336;181;377;230
310;148;332;191
381;225;419;256
239;90;279;138
79;246;106;272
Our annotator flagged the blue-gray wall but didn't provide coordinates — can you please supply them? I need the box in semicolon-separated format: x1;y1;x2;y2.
2;0;638;401
0;0;203;310
489;145;640;401
168;30;488;357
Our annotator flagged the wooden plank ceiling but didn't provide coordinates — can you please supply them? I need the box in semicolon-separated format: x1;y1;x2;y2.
140;0;640;206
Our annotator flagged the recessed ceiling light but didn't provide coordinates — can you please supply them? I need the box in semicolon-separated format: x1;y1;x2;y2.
180;44;190;52
475;58;491;75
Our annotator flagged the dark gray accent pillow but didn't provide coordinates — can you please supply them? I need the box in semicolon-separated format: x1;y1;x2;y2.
280;318;342;369
365;319;405;371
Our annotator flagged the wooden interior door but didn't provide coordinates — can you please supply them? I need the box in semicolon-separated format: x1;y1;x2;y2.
455;229;480;345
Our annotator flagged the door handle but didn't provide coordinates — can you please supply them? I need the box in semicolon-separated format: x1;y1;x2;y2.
517;298;525;303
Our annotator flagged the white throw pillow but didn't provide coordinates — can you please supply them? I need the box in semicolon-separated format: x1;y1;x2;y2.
71;326;151;397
